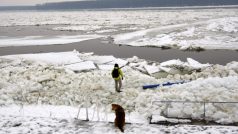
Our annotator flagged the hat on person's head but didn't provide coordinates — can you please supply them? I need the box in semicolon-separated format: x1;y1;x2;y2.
114;64;119;67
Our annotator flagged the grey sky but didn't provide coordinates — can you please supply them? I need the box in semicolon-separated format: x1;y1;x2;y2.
1;0;237;7
0;0;89;6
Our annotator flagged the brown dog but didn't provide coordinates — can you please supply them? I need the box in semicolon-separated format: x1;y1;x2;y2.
111;104;125;133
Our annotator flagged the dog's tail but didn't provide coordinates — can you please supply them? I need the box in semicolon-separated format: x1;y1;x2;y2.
118;126;124;133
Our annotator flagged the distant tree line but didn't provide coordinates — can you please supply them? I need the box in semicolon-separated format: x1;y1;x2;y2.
37;0;238;10
0;0;238;11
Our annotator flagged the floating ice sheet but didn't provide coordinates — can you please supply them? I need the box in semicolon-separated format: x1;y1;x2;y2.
65;61;96;72
160;59;184;67
0;35;103;47
4;51;82;65
186;58;210;69
113;17;238;50
144;65;160;75
98;64;114;70
85;55;116;64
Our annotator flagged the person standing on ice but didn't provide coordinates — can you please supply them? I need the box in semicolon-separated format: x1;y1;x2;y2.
112;63;123;92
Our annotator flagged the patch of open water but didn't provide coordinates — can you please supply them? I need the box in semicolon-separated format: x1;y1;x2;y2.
0;38;237;65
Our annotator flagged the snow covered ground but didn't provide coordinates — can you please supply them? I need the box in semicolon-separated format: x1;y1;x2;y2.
1;114;238;134
0;50;238;133
0;8;237;50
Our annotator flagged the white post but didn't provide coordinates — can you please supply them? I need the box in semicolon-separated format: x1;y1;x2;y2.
85;100;89;121
86;106;89;121
97;101;100;121
76;105;81;119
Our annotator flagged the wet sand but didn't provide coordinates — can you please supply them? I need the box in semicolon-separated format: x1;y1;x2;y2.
0;25;238;65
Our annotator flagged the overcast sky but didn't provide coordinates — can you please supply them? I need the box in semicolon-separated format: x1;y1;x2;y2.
1;0;237;7
0;0;90;6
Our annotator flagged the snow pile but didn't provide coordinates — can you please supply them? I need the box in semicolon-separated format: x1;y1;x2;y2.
0;35;103;47
152;76;238;123
159;58;210;74
227;61;238;73
126;56;209;75
127;57;210;76
1;50;238;124
151;115;191;124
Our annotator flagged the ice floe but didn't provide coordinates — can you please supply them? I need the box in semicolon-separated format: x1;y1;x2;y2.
2;51;82;65
0;35;103;47
113;17;238;50
64;61;96;72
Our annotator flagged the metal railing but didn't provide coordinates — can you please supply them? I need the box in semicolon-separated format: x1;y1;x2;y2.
152;100;238;121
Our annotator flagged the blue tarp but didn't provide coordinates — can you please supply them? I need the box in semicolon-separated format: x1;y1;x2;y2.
143;81;185;89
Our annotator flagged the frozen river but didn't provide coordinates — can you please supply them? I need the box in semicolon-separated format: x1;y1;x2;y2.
0;8;237;65
0;24;237;65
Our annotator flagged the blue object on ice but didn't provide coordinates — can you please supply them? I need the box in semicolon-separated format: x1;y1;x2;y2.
143;81;185;89
142;84;161;89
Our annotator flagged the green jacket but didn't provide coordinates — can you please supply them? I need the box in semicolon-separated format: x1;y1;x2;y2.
112;67;123;80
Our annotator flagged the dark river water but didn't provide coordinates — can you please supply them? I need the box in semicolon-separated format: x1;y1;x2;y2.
0;38;237;65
